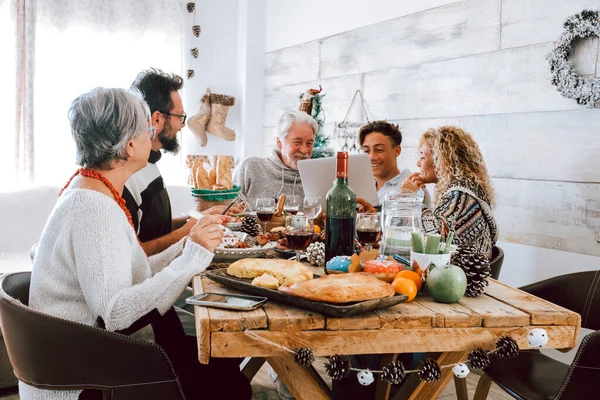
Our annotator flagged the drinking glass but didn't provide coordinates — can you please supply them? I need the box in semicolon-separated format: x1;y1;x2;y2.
356;212;381;252
284;195;300;215
255;198;276;234
303;196;322;220
285;215;314;262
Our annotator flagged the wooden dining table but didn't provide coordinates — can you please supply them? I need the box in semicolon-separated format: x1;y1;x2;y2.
192;264;580;400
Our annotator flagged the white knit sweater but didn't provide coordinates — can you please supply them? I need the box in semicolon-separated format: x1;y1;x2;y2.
20;189;213;400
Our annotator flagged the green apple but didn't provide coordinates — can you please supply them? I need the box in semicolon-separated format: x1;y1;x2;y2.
426;264;467;303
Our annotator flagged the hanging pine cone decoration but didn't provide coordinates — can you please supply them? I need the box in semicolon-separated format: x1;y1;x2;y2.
241;215;261;237
467;347;491;371
381;360;406;385
325;355;351;380
191;48;199;58
187;69;195;79
306;242;325;267
192;25;201;37
495;336;519;360
418;358;441;382
186;2;195;13
294;348;315;367
451;246;491;297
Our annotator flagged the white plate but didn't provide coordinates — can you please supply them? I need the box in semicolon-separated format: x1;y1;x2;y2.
213;241;277;262
226;221;243;231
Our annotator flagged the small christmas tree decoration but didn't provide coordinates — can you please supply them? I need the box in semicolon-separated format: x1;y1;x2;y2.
187;69;195;79
192;25;201;37
527;328;549;348
467;347;491;371
240;215;261;237
325;355;351;380
306;242;325;267
191;48;199;58
451;246;491;297
293;348;315;367
418;358;441;382
297;87;333;159
357;370;375;386
381;360;406;385
495;336;519;359
452;363;470;379
186;2;195;12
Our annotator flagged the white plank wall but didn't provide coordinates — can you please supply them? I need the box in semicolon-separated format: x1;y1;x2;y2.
263;0;600;256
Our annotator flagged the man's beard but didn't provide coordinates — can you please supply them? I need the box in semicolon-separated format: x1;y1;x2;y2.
159;119;180;154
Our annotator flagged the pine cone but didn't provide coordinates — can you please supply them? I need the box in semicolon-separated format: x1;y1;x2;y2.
418;358;441;382
294;348;315;367
495;336;519;360
451;247;491;297
325;355;351;380
191;48;199;58
186;2;195;13
381;360;406;385
192;25;201;37
187;69;195;79
241;215;261;237
467;347;491;371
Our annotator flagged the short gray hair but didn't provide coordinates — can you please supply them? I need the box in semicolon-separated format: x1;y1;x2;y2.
69;88;151;169
274;110;318;141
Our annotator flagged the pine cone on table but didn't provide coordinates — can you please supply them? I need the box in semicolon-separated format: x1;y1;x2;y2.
240;215;261;237
451;246;491;297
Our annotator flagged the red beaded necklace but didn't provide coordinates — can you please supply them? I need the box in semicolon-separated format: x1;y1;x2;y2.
60;168;136;232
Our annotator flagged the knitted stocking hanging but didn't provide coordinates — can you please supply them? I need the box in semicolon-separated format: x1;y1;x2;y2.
188;88;212;147
206;93;236;141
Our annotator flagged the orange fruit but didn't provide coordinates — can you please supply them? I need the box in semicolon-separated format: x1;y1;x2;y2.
394;270;423;291
391;277;417;302
313;225;321;234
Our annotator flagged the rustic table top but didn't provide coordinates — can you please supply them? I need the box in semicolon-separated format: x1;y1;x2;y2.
192;265;581;364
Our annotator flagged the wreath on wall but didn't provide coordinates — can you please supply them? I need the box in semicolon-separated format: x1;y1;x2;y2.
546;9;600;106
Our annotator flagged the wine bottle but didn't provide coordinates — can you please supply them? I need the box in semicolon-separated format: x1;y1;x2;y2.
325;152;356;270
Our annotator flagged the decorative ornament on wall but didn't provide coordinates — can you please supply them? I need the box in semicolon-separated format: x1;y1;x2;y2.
191;48;199;58
546;9;600;106
187;69;195;79
186;2;195;13
193;25;201;37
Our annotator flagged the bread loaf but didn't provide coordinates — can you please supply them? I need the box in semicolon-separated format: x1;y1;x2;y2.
195;164;211;189
216;156;233;189
251;273;280;290
227;258;313;285
278;273;395;303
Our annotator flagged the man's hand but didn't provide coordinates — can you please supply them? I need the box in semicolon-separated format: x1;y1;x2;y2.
203;204;245;216
188;215;227;252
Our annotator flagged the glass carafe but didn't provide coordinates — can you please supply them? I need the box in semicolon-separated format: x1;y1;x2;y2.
379;189;424;257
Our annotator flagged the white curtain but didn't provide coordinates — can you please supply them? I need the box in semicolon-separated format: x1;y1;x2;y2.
0;0;185;189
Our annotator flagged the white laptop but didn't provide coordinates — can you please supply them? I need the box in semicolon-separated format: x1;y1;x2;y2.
298;153;379;210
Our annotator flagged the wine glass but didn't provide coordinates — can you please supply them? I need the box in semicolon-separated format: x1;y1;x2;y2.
285;215;314;262
255;198;276;235
284;195;300;215
356;212;381;252
303;196;322;220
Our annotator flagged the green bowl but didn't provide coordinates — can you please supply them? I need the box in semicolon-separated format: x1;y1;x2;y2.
191;185;240;202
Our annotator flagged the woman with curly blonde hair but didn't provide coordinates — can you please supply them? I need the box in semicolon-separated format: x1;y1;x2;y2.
402;126;498;257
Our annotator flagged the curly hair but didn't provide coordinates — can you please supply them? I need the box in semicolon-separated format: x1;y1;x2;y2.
420;126;495;206
131;68;183;114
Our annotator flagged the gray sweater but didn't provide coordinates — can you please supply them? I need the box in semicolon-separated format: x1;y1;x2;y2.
233;149;304;208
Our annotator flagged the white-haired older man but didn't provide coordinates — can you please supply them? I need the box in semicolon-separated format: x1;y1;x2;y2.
233;110;318;206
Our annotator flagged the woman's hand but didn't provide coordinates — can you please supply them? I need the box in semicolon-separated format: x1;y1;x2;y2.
188;215;226;252
401;172;426;192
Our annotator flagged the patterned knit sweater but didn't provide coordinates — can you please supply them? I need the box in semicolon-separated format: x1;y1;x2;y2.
20;189;214;400
422;180;499;257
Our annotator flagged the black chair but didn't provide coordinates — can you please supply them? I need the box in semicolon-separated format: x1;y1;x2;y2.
0;272;186;400
474;270;600;400
490;245;504;280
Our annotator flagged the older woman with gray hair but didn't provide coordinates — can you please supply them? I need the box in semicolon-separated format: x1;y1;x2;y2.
24;87;252;400
233;110;318;206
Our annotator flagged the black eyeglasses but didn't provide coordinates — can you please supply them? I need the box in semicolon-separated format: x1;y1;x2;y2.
160;111;187;124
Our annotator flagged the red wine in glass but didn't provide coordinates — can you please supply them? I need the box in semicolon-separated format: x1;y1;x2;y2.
357;229;381;245
286;231;313;250
256;211;274;222
284;207;299;215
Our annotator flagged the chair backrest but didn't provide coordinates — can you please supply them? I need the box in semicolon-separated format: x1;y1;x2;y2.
555;330;600;399
519;270;600;331
0;272;186;399
490;246;504;280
